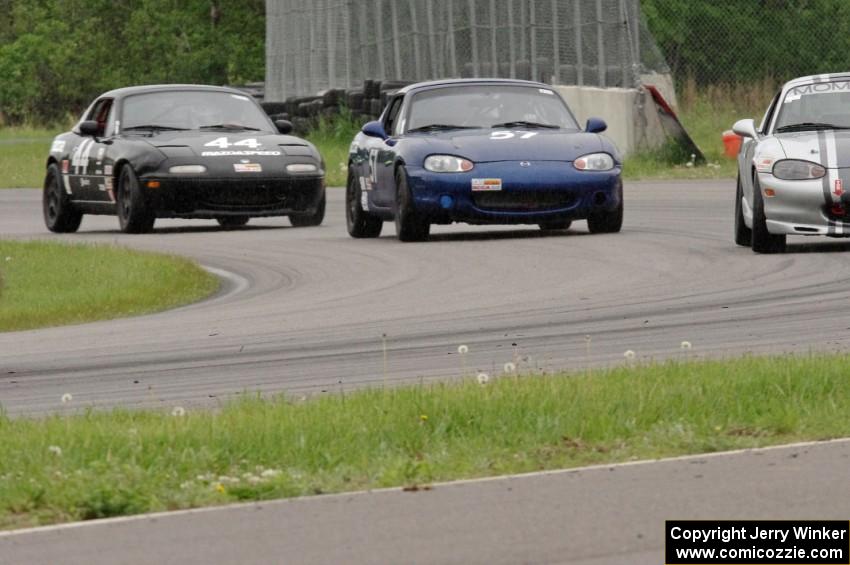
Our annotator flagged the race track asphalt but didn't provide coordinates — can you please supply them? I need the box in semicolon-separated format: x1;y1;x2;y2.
3;180;850;564
3;180;850;416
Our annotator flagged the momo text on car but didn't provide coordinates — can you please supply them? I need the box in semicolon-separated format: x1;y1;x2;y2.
43;84;325;234
345;78;623;241
733;72;850;253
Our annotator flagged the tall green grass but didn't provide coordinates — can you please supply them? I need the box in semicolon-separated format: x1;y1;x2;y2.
0;240;219;332
0;127;63;189
305;108;363;187
2;353;849;529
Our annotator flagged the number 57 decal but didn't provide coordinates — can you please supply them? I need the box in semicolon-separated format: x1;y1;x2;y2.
490;131;538;140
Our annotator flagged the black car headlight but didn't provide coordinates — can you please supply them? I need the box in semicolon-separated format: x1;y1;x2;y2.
772;159;825;180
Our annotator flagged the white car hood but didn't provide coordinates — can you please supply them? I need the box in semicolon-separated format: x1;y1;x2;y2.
776;130;850;168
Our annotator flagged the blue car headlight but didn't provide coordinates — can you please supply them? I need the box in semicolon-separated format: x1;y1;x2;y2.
772;159;825;180
573;152;614;171
424;155;474;172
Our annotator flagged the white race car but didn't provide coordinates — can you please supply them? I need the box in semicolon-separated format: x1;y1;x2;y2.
733;73;850;253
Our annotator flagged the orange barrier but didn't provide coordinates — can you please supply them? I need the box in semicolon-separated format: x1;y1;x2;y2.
722;130;742;158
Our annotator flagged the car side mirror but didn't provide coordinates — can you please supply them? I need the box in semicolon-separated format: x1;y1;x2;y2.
275;119;293;134
79;120;101;137
362;120;388;140
585;117;607;134
732;118;758;139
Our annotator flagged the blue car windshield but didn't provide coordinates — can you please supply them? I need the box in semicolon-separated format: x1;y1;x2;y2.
405;85;579;132
121;91;273;132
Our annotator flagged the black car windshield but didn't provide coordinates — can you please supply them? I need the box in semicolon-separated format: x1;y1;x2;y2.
774;81;850;131
405;85;579;133
121;90;272;132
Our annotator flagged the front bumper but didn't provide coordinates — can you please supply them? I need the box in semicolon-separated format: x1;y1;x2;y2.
758;172;850;236
405;161;621;224
139;174;324;219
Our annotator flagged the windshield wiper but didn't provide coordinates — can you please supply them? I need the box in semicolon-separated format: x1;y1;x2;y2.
123;125;188;131
775;122;850;133
407;124;478;133
199;124;262;131
491;120;559;129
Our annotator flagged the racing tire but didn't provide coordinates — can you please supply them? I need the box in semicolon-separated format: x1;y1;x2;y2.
587;183;623;234
394;166;430;242
346;170;382;238
43;163;82;233
538;219;572;231
750;174;786;253
216;216;250;229
289;191;326;227
117;166;156;234
734;175;752;247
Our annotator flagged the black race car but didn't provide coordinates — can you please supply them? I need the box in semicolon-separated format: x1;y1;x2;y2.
43;84;325;233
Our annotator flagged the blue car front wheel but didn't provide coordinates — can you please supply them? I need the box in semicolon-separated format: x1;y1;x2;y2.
394;167;430;242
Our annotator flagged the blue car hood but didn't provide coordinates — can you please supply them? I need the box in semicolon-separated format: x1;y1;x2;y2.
408;128;605;163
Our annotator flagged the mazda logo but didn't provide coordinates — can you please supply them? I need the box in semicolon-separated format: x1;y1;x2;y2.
519;161;531;167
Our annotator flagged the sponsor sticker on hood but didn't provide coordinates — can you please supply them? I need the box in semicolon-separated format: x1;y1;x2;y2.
234;163;262;173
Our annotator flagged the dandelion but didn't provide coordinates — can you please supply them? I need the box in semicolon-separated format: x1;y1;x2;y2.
171;406;186;417
503;362;516;373
457;345;468;354
477;372;490;385
680;341;692;350
48;445;62;457
457;344;469;376
624;350;636;360
214;483;226;494
420;414;429;422
61;393;73;404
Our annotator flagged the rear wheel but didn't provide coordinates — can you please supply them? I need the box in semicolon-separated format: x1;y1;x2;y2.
750;174;785;253
734;175;752;247
539;219;572;231
587;183;623;234
394;167;430;242
117;166;155;233
346;169;382;238
216;216;250;229
289;191;325;227
43;163;82;233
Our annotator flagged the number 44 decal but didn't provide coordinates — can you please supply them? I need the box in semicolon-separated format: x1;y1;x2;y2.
490;131;538;140
204;137;262;149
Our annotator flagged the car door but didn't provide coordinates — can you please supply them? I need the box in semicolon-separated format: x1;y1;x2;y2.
68;97;113;202
83;98;116;202
740;91;780;206
371;95;404;207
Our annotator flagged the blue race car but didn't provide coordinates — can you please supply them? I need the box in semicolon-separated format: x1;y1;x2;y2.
346;78;623;241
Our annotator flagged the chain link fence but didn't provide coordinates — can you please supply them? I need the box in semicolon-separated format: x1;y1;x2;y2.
265;0;671;101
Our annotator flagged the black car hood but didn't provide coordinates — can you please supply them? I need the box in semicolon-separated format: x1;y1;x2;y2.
138;130;313;157
405;128;606;162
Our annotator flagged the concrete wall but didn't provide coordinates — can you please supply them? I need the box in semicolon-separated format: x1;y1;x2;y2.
554;85;668;157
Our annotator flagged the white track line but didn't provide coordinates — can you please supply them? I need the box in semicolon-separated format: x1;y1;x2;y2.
2;436;848;538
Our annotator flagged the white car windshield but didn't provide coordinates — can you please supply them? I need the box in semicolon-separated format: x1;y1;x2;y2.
774;81;850;131
121;91;272;132
406;85;579;132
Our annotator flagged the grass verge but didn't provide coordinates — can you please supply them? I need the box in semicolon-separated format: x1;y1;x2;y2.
1;353;848;529
0;127;63;189
0;240;219;332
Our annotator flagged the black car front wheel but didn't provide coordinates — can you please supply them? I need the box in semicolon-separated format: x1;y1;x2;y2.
394;167;430;242
346;169;382;238
289;191;326;227
117;166;156;234
216;216;250;229
43;163;82;233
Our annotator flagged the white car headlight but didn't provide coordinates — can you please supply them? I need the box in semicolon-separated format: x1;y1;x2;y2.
287;163;318;173
168;165;207;174
424;155;474;173
772;159;826;180
573;153;615;171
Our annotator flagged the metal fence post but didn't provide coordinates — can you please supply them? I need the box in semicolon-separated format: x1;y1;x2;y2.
468;0;480;76
427;0;438;76
375;0;386;79
448;0;458;76
391;0;402;78
575;0;584;85
530;0;537;81
508;0;516;78
410;0;423;80
327;0;336;91
490;0;498;77
552;0;560;83
596;0;605;87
